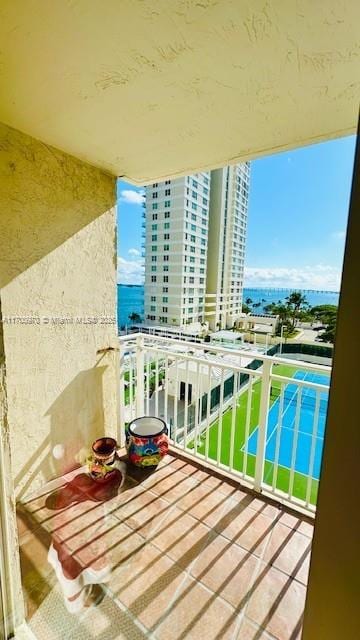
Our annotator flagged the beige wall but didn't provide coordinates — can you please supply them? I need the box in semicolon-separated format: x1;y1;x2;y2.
0;123;118;500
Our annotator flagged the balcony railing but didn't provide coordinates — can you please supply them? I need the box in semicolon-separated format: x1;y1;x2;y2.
119;333;330;515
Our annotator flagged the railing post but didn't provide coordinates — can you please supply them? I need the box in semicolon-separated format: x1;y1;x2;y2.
135;334;145;417
118;342;126;447
254;358;272;492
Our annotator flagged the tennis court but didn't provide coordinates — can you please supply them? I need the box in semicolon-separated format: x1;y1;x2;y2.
245;370;330;479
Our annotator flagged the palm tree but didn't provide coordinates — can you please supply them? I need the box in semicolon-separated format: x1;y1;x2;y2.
245;297;253;305
128;312;141;323
285;291;308;330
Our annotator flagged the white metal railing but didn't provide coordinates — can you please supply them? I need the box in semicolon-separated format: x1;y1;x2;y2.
119;332;331;514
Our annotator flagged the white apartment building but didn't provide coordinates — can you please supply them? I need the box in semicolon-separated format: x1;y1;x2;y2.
144;163;250;329
144;173;211;326
205;163;250;330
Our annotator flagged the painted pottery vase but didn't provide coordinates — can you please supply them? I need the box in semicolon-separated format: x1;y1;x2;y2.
126;417;168;467
89;437;118;480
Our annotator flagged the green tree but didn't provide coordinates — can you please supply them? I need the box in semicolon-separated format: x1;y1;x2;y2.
245;297;253;305
242;303;251;314
319;317;337;343
311;304;338;325
128;312;141;323
285;291;309;330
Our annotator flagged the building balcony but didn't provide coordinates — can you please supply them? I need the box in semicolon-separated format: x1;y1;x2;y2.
17;450;312;640
15;333;329;638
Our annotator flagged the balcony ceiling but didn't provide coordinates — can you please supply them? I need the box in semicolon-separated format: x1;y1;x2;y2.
0;1;359;183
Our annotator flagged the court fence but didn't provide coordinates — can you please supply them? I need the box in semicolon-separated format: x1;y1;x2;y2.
119;333;331;514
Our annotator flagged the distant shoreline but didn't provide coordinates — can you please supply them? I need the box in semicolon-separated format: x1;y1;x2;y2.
118;283;339;294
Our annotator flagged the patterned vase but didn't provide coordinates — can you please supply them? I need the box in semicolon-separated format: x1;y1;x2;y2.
126;417;168;467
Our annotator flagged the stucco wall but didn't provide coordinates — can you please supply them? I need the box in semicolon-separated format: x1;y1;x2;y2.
0;123;118;499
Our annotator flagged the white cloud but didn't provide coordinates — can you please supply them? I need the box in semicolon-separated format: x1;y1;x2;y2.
128;248;140;257
119;189;145;205
244;265;341;291
331;230;346;241
117;256;144;285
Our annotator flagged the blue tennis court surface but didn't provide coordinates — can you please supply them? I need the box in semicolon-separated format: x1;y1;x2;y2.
245;370;330;479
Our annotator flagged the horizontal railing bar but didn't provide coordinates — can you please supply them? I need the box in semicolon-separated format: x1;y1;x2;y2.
118;332;331;374
128;345;265;376
271;374;330;391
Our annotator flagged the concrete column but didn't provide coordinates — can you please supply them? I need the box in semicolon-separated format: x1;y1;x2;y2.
302;131;359;638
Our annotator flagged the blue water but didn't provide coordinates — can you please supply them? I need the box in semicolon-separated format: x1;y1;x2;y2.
117;285;339;331
117;285;144;329
245;371;330;479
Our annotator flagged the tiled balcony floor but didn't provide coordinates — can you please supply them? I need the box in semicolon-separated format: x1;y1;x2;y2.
17;453;314;640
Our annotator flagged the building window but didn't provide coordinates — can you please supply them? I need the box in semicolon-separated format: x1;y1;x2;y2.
152;223;157;230
191;213;196;221
152;192;158;198
191;224;196;232
164;211;170;218
164;244;169;251
189;277;194;284
164;233;170;240
200;278;204;284
163;286;168;292
190;235;195;243
153;182;158;187
151;275;157;282
163;275;168;282
152;234;157;241
164;222;170;229
164;200;170;208
151;256;157;262
192;191;197;200
151;265;156;272
165;179;171;185
165;188;171;196
192;179;198;188
151;305;156;312
163;296;168;303
192;202;197;210
190;246;195;253
152;245;157;251
164;255;169;261
151;296;156;302
152;213;158;220
162;307;168;313
188;307;193;313
152;203;158;210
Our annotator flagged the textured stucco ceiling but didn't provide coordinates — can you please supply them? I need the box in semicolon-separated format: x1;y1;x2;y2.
0;1;359;183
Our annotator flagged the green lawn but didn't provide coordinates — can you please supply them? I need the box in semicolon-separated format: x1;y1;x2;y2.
191;364;319;506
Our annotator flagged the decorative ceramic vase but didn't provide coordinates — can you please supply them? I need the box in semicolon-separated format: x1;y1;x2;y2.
89;437;118;480
126;417;168;467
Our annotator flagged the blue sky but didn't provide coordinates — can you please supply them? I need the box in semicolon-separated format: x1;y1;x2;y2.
117;135;356;290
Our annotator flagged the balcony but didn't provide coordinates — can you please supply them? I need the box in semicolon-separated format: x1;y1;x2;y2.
14;333;325;638
17;451;312;640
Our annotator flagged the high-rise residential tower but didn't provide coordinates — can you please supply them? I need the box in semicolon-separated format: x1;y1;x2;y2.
144;163;250;330
205;163;250;330
144;173;211;327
